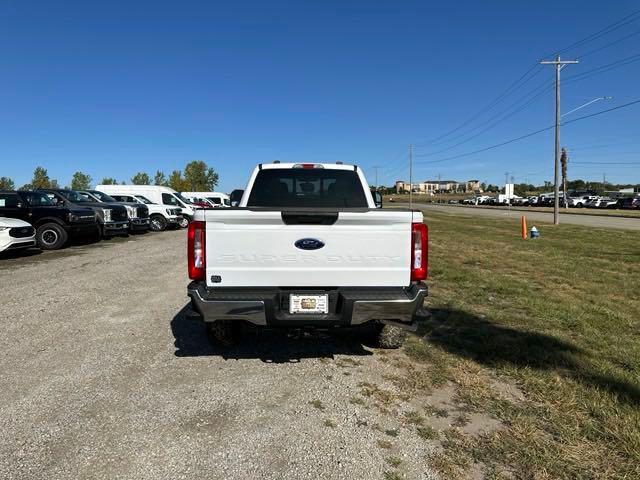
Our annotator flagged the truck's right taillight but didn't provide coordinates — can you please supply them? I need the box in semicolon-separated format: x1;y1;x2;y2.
188;221;206;280
410;222;428;281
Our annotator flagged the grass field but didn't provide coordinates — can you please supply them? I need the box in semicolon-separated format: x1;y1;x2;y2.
407;210;639;479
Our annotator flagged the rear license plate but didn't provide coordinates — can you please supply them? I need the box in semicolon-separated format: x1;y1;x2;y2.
289;294;328;314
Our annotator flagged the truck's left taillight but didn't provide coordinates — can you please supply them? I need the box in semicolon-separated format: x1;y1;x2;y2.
188;221;206;280
410;222;428;281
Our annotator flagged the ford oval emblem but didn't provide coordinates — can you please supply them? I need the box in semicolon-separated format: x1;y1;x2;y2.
294;238;325;250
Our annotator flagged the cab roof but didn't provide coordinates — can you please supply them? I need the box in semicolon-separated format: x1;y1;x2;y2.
257;162;357;171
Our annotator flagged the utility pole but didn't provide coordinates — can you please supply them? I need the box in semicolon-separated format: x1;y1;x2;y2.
372;166;381;191
409;144;413;209
603;172;607;194
560;148;568;209
540;55;579;225
504;171;510;206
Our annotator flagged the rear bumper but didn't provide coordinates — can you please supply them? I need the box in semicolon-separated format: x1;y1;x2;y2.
187;282;427;329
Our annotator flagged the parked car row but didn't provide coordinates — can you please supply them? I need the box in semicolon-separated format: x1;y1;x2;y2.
461;194;640;210
0;185;231;253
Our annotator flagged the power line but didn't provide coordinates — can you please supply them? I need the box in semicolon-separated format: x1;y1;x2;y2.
577;28;640;58
413;98;640;166
563;99;640;125
572;161;640;165
414;51;640;158
413;53;640;162
569;141;640;150
419;52;640;158
368;11;640;182
564;52;640;83
395;10;640;164
413;64;542;148
544;9;640;57
414;78;555;157
416;125;555;165
429;9;640;146
380;148;411;181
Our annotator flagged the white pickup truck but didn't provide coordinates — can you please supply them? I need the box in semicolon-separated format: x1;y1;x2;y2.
187;162;428;348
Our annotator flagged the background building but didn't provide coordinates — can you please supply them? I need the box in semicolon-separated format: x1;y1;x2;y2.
395;179;483;194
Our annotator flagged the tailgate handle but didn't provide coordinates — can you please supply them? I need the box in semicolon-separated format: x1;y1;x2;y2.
281;211;339;225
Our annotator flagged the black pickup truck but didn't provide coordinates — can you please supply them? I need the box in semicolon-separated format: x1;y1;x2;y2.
78;190;150;233
0;190;98;249
38;189;129;238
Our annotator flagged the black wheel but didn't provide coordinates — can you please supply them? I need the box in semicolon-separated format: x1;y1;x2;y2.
206;321;239;347
149;215;167;232
178;216;189;228
36;222;68;250
576;203;583;208
372;323;407;349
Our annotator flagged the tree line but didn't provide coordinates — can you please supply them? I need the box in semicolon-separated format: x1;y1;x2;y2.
0;160;219;192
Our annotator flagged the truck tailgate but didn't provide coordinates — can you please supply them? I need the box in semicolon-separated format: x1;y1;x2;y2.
203;209;420;287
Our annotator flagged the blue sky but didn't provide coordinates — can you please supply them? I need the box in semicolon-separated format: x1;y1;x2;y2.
0;0;638;191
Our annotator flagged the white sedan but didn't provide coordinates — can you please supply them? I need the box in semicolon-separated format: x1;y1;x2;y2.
0;217;37;253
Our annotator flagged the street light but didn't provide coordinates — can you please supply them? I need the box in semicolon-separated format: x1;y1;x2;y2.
559;97;611;211
562;96;612;118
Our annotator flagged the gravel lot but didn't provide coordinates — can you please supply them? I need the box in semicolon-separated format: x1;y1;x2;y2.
0;231;439;480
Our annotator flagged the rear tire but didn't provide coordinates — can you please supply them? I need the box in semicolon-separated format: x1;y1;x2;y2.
373;323;407;349
206;321;239;347
36;222;68;250
149;214;167;232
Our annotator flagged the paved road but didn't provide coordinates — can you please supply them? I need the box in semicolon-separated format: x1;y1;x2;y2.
394;203;640;231
0;232;438;480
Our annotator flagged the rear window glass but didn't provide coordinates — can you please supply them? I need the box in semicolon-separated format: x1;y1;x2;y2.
247;169;368;208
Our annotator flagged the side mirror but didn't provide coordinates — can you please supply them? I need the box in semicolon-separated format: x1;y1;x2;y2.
373;191;383;208
229;189;244;207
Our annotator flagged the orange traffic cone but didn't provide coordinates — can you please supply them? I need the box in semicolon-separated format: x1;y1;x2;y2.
521;215;527;239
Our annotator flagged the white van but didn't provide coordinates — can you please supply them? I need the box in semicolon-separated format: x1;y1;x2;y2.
96;185;196;228
181;191;230;208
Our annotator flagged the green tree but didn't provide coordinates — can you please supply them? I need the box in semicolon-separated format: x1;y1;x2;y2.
31;167;51;189
50;179;60;188
168;170;189;191
70;171;92;190
0;176;15;190
131;172;150;185
154;170;167;186
567;179;586;191
183;160;219;191
101;177;118;185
